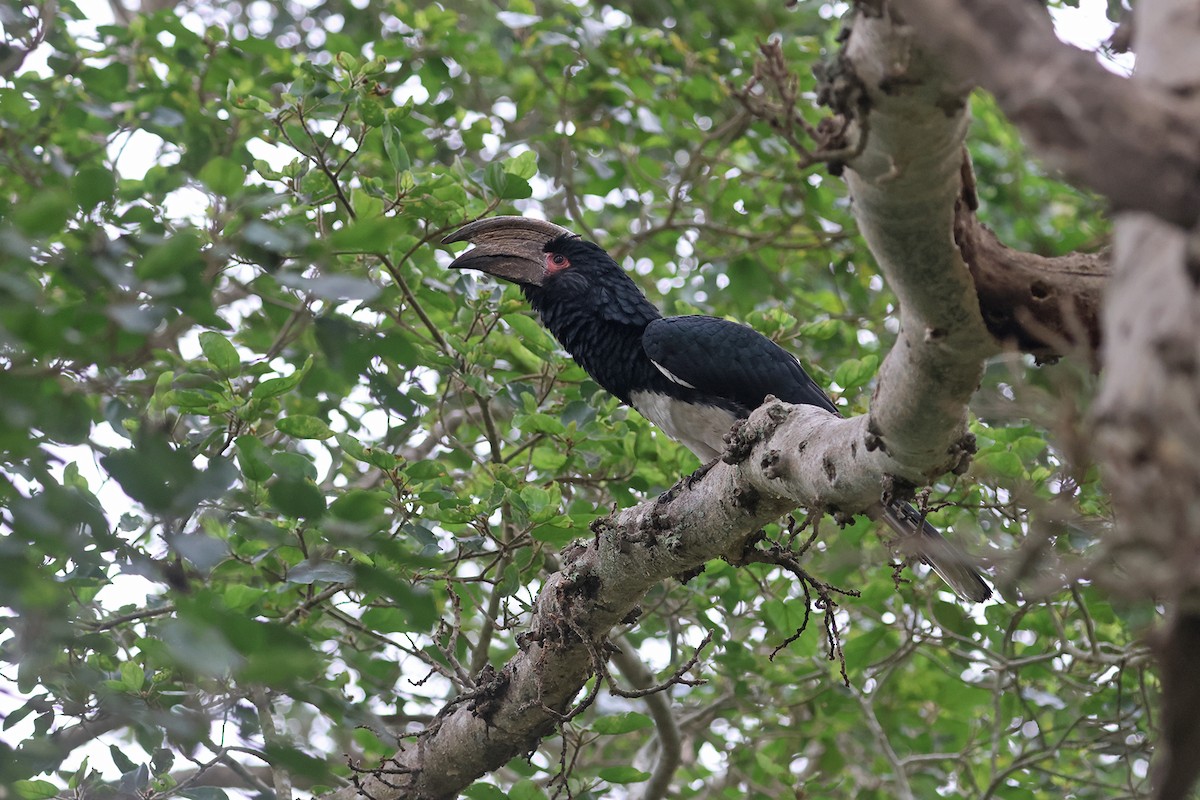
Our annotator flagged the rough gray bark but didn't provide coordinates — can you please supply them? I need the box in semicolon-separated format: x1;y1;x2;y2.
329;9;999;799
958;208;1107;362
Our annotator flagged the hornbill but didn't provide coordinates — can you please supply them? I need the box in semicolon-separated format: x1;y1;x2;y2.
444;216;992;603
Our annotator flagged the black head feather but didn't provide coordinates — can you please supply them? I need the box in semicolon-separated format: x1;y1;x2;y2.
521;236;663;403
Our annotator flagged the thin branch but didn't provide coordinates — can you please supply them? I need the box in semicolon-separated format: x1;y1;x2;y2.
83;603;176;632
849;682;916;800
609;638;685;800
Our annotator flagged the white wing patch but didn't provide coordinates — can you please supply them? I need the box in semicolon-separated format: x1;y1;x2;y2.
630;391;738;462
649;358;697;389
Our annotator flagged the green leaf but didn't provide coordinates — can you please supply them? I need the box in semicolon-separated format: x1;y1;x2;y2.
250;376;300;400
763;598;807;638
252;358;312;399
151;748;175;776
136;228;203;280
120;661;145;692
484;162;532;200
591;711;653;734
359;607;409;633
223;584;268;613
367;447;398;470
12;189;73;236
198;156;245;195
14;781;59;800
975;450;1025;479
464;784;509;800
799;318;844;341
503;313;556;353
841;625;890;665
530;522;575;545
360;584;436;631
235;435;273;482
270;452;318;481
267;476;327;519
102;433;236;516
73;165;117;210
172;388;226;412
597;766;651;784
110;743;138;774
336;432;370;461
832;355;879;391
524;413;566;436
327;216;394;252
506;780;547;800
199;331;241;377
68;757;91;789
529;448;567;472
517;485;552;518
383;124;411;172
506;150;538;179
277;415;334;440
330;489;386;521
174;532;229;570
336;433;399;470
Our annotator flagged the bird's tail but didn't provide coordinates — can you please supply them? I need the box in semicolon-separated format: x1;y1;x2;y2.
879;501;992;603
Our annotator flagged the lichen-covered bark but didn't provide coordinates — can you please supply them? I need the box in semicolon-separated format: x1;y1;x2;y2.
840;12;995;475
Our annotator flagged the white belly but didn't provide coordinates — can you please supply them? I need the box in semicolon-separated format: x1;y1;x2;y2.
630;391;739;461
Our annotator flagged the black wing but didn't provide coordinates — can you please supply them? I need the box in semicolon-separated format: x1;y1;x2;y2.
641;316;838;416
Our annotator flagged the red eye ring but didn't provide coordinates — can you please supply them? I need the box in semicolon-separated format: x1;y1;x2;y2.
546;252;570;273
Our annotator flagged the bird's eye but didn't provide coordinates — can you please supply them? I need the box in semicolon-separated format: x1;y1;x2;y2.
546;252;570;273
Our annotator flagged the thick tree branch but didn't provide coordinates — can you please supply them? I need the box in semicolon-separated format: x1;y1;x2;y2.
11;713;121;773
884;7;1200;797
330;453;782;800
957;201;1107;361
891;0;1200;230
840;11;995;470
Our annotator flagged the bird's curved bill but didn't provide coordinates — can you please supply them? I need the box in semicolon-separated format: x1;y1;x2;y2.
442;216;575;287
